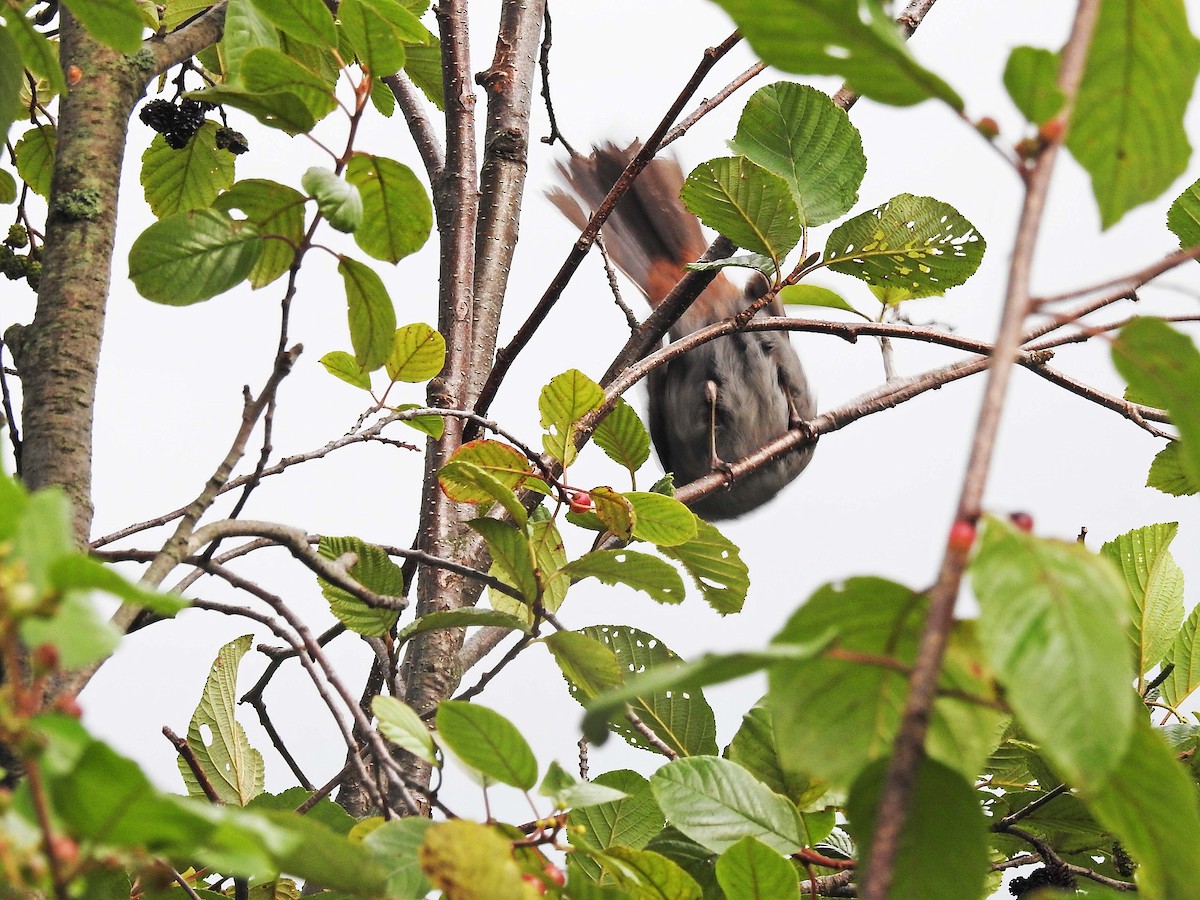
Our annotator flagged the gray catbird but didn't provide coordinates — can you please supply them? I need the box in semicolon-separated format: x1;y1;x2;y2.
549;143;815;519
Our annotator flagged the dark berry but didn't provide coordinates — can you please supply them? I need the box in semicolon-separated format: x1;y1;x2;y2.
4;224;28;249
215;126;249;155
139;98;179;134
164;130;192;150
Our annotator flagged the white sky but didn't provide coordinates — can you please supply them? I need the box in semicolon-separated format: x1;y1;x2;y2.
6;0;1199;839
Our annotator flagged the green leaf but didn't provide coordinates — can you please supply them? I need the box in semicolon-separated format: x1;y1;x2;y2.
339;0;407;76
9;486;72;598
370;74;397;116
436;701;538;790
768;577;1005;788
305;167;363;232
446;440;541;493
587;486;636;542
848;756;987;900
395;608;529;649
686;252;776;276
471;518;538;603
624;492;697;547
545;629;625;702
530;516;569;613
177;635;265;806
727;706;826;809
715;836;800;900
539;760;629;810
578;625;717;757
19;593;121;670
1167;175;1200;255
213;178;306;289
65;0;144;52
0;26;23;144
706;0;961;108
319;350;371;389
594;397;652;476
643;828;722;897
439;461;527;525
972;517;1136;788
562;549;686;606
824;194;986;300
659;518;750;615
728;82;865;228
403;41;445;110
337;256;396;369
14;125;56;199
1162;601;1200;707
1081;717;1200;898
539;369;604;466
249;0;336;46
596;845;703;900
581;643;830;748
362;818;433;899
346;153;433;263
568;769;663;859
393;402;445;438
48;555;188;616
128;208;261;305
1;8;67;97
1067;0;1200;228
1003;46;1065;125
162;0;217;30
778;283;868;318
1100;523;1184;679
141;123;235;219
316;535;403;636
186;83;315;135
651;756;804;855
419;820;532;899
220;0;279;79
1114;319;1200;491
372;695;436;764
681;157;800;266
387;322;445;382
241;47;338;122
0;170;16;204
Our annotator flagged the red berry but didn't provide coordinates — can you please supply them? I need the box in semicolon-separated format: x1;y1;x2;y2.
948;519;977;553
569;490;593;514
543;864;566;887
1038;118;1065;144
54;695;83;719
975;116;1000;139
522;873;548;895
48;835;79;867
1009;511;1034;532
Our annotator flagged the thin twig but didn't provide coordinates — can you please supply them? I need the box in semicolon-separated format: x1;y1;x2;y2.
163;726;223;804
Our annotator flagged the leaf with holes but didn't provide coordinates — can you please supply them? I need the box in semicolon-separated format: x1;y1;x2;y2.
213;179;306;288
317;536;404;637
563;549;685;606
824;194;985;302
141;122;235;219
660;519;750;614
436;701;537;789
728;82;865;228
681;157;800;267
129;208;261;305
177;634;264;806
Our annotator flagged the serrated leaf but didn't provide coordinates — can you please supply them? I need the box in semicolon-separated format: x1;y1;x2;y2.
178;634;264;806
578;625;717;757
447;440;541;492
1;8;67;97
778;283;868;318
340;0;407;76
370;74;397;116
439;461;527;524
706;0;961;108
141;122;235;219
346;154;433;263
242;47;338;122
1003;46;1065;126
128;208;261;305
1167;176;1200;257
221;0;279;78
530;516;568;613
249;0;336;46
651;756;803;856
587;486;635;542
317;536;403;636
1080;717;1200;898
1068;0;1200;228
213;178;306;288
972;517;1136;789
404;41;445;110
597;845;703;900
593;397;651;476
338;256;396;369
305;167;363;232
436;701;537;789
1162;602;1200;707
373;695;436;764
1113;319;1200;490
660;519;749;615
685;252;776;275
715;836;800;900
1100;523;1184;680
319;350;371;389
567;770;664;857
471;518;538;603
186;84;315;135
13;125;56;198
768;577;1005;788
728;82;865;228
65;0;144;53
727;706;826;808
681;157;800;266
624;492;697;547
824;193;985;300
563;549;685;605
387;322;445;382
539;369;604;466
848;756;987;900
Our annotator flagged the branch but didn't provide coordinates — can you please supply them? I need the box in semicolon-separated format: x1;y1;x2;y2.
383;72;445;179
148;1;228;74
859;3;1100;896
162;726;222;804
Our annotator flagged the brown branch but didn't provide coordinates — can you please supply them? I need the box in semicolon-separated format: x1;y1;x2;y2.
148;1;228;74
384;72;445;180
625;710;678;759
859;3;1100;896
162;726;222;804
